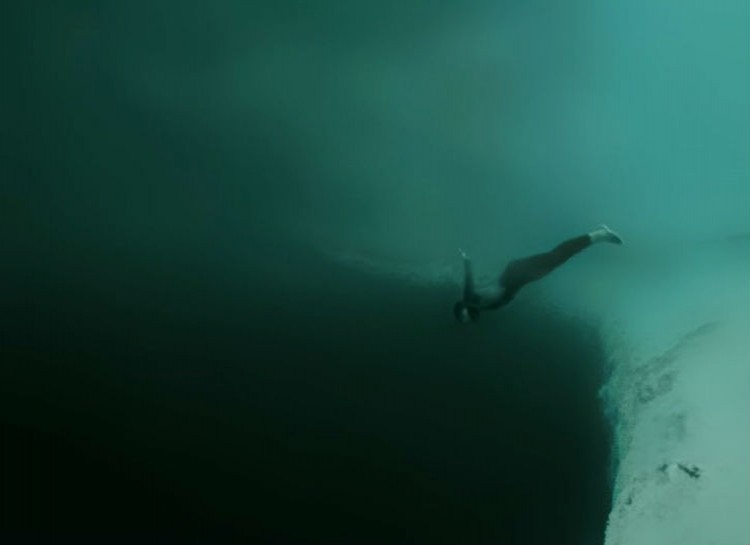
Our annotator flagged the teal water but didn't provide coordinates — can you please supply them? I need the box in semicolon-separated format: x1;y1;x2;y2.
2;1;746;544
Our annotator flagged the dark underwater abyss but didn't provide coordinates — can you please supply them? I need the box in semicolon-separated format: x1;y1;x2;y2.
1;241;611;545
2;3;611;544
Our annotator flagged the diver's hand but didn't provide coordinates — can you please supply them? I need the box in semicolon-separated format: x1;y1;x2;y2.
458;248;469;260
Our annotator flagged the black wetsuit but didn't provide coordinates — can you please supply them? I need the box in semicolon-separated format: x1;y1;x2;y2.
463;234;592;311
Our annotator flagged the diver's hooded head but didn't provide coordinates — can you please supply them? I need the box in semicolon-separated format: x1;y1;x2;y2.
453;301;480;323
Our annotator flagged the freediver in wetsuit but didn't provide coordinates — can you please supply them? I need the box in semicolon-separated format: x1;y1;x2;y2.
454;224;623;323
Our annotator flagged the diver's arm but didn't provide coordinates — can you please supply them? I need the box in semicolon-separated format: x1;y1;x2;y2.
460;249;476;301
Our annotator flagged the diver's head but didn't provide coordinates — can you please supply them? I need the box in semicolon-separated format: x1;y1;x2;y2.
453;301;480;323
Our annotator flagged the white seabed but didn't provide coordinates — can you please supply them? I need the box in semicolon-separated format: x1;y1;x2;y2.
561;239;750;545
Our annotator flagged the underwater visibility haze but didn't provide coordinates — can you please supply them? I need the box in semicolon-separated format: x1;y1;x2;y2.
1;1;748;544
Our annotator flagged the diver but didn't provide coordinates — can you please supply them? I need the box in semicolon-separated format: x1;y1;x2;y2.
454;224;623;323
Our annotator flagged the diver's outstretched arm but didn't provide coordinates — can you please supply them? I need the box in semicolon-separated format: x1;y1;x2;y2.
459;248;475;301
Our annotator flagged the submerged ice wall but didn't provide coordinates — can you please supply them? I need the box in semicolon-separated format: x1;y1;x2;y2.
585;239;750;544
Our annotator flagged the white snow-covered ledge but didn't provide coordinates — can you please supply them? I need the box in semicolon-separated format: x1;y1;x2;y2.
597;241;749;545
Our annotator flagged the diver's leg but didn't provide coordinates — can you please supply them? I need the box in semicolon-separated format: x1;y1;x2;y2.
545;235;593;267
500;225;623;289
588;224;623;245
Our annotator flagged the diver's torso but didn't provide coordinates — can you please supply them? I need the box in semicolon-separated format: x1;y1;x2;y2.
470;281;502;305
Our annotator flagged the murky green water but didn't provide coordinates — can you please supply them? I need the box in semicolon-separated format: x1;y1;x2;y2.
2;1;745;543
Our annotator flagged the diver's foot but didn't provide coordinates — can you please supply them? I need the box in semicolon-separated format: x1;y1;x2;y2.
458;247;469;259
590;224;623;245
